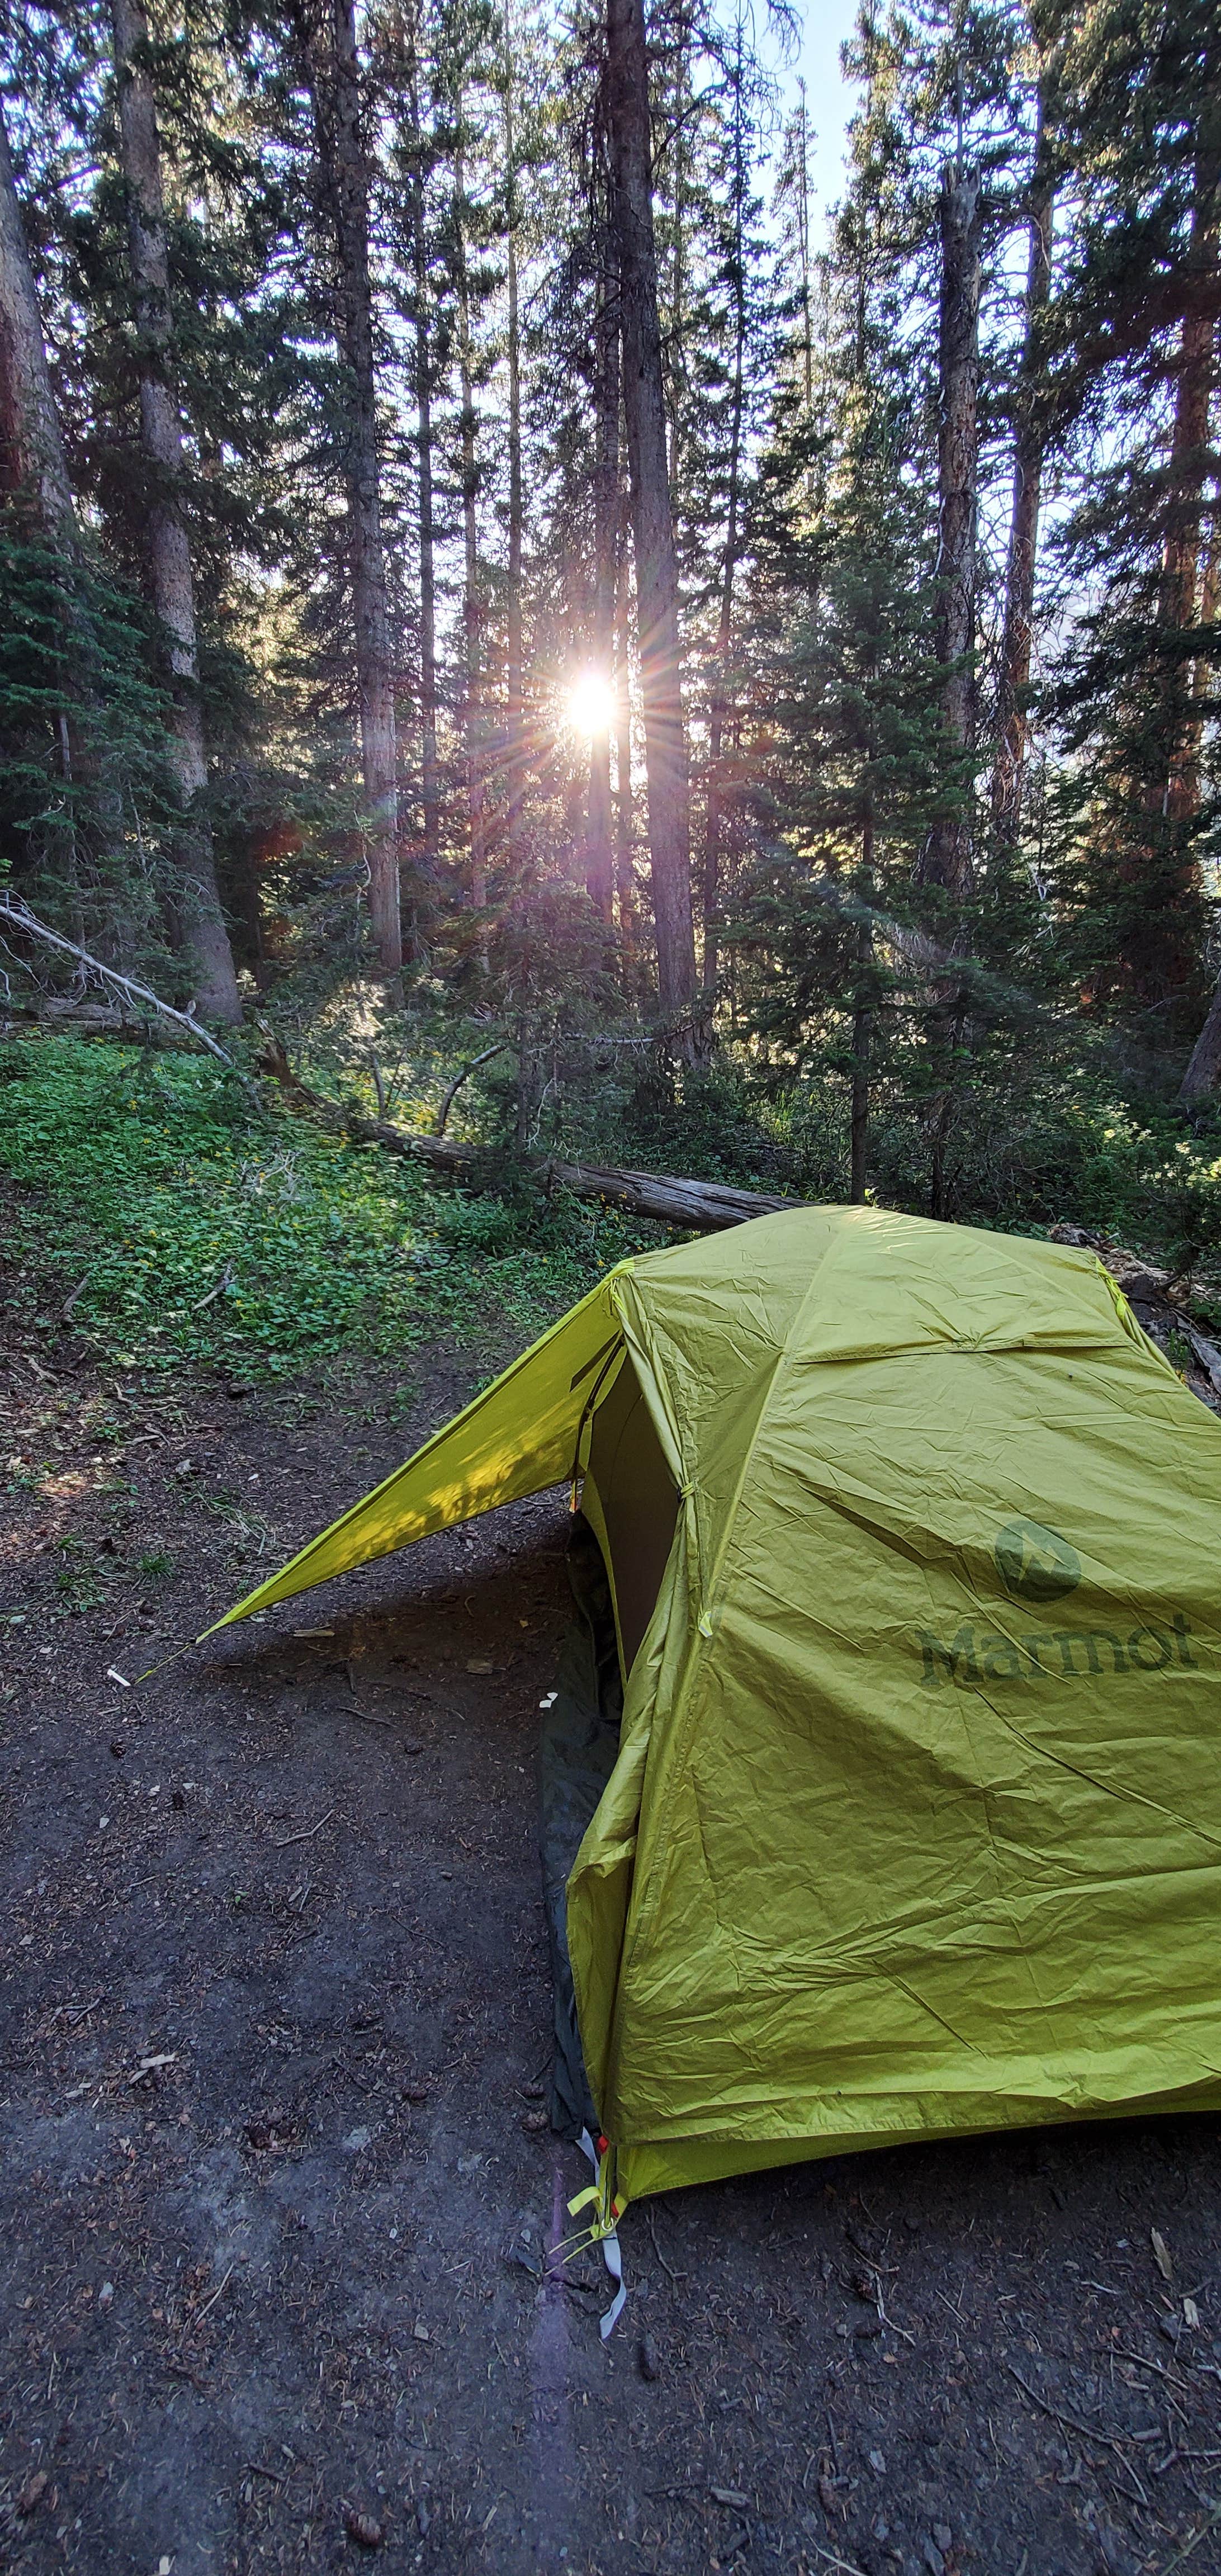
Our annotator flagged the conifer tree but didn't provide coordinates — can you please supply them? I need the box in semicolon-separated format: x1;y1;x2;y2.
292;0;402;979
111;0;242;1020
699;1;770;992
605;0;698;1033
386;0;442;886
0;96;78;543
1047;0;1219;1032
990;39;1055;852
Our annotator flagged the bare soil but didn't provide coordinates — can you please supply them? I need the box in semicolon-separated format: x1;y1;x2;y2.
2;1311;1220;2576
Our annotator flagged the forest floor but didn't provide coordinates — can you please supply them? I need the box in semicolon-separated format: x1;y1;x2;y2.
3;1251;1221;2576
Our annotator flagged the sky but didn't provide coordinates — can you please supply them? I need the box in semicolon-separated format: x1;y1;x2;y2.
786;0;863;243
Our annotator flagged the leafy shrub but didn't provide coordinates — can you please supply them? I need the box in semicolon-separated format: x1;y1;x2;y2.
0;1038;648;1377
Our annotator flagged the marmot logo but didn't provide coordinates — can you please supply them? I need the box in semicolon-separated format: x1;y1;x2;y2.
995;1518;1081;1604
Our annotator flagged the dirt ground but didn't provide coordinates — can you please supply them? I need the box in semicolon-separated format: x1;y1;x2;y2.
3;1301;1221;2576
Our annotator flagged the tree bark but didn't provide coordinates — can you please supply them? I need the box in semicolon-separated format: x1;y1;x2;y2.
1176;519;1221;1104
0;101;78;539
504;61;526;863
702;7;747;993
850;821;875;1205
794;79;813;422
111;0;242;1022
586;212;619;919
920;160;981;898
1157;233;1219;652
613;508;638;969
1125;133;1220;1006
663;31;689;498
1181;963;1221;1106
991;86;1053;853
605;0;699;1034
1186;511;1220;812
454;126;488;928
849;988;871;1205
1154;144;1219;821
299;0;401;979
404;4;439;880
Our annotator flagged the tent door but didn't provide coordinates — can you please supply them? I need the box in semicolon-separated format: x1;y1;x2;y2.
583;1351;679;1680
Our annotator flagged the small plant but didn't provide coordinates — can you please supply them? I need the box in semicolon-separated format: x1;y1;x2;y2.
6;1462;49;1494
205;1494;277;1560
0;1036;637;1382
53;1546;108;1614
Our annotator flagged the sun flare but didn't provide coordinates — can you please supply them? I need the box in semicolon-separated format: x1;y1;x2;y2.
568;670;616;737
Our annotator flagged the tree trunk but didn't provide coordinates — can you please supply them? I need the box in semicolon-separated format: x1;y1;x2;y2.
613;508;638;970
299;0;401;979
920;160;981;899
849;992;871;1204
586;213;619;919
850;821;875;1205
504;64;526;863
455;127;488;927
605;0;698;1034
991;85;1053;853
1186;513;1220;811
111;0;242;1022
229;830;270;987
793;75;818;522
1124;136;1220;1006
664;32;688;497
0;101;78;539
1181;964;1221;1107
0;98;136;922
1154;148;1219;820
1113;128;1215;1015
702;7;747;993
405;6;439;880
795;79;813;421
1176;523;1221;1105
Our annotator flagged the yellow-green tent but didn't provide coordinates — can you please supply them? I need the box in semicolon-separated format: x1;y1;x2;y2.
212;1205;1221;2207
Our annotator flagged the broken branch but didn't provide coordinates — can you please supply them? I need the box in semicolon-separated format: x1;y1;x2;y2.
0;896;237;1066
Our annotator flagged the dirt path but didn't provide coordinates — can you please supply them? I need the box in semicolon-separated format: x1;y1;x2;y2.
2;1327;1220;2576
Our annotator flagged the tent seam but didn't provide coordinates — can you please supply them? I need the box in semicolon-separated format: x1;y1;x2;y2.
607;1223;860;2040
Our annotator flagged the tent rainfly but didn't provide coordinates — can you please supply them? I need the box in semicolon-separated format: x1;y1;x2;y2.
211;1206;1221;2210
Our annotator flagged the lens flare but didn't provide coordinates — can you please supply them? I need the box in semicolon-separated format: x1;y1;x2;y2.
568;670;616;736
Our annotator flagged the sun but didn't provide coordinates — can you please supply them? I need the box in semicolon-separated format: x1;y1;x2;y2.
568;670;616;737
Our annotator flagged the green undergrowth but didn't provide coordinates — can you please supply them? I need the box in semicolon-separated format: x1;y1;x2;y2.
0;1037;648;1380
7;1034;1221;1399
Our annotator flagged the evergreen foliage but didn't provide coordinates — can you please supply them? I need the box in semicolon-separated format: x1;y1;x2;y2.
0;0;1218;1256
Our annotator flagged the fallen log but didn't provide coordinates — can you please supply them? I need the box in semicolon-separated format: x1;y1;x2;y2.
0;896;240;1069
255;1033;796;1233
544;1158;793;1230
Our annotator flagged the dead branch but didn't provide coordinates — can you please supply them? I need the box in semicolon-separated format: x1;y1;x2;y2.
254;1031;794;1233
0;896;236;1069
434;1042;509;1137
